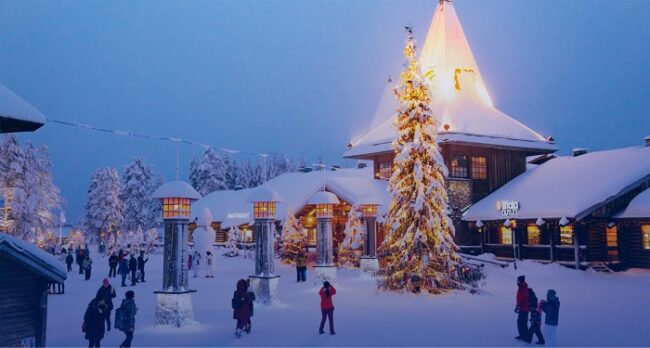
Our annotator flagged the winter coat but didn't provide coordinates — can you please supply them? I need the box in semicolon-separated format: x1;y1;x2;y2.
193;253;201;266
96;285;117;310
82;258;93;270
66;254;74;265
247;291;256;317
516;282;529;312
137;255;148;270
542;297;560;326
117;298;138;331
118;259;129;275
232;291;252;321
206;254;213;266
128;257;137;271
108;255;118;267
83;299;107;341
295;254;307;268
319;286;336;309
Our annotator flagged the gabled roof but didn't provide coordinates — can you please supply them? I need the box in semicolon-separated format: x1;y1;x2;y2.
192;168;390;228
345;2;555;159
0;83;45;133
463;146;650;222
615;188;650;219
0;233;67;283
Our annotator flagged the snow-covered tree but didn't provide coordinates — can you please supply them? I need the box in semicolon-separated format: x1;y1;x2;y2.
252;157;269;187
121;158;159;233
235;160;254;189
280;209;305;265
188;156;201;191
84;167;124;242
145;228;160;253
223;154;238;189
68;229;86;248
224;226;241;257
338;206;364;268
194;148;227;196
378;28;466;293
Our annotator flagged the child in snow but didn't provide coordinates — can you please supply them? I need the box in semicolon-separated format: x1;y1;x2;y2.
541;289;560;347
83;255;93;280
193;251;201;278
232;279;253;338
115;290;138;348
83;293;108;348
205;251;214;278
524;288;545;344
319;281;336;335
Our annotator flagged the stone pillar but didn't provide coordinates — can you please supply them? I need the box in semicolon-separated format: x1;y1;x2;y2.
249;218;279;304
314;217;337;283
155;219;197;327
360;216;379;273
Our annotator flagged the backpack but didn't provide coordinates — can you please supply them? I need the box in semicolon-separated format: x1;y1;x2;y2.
114;307;125;331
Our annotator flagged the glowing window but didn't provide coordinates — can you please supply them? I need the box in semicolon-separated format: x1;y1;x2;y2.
527;224;540;245
500;226;512;245
379;162;392;180
560;225;574;245
642;225;650;250
253;202;276;219
471;156;487;179
162;197;191;218
450;154;468;178
606;226;618;247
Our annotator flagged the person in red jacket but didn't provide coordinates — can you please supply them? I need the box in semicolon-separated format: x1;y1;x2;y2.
515;275;530;340
318;281;336;335
232;279;253;338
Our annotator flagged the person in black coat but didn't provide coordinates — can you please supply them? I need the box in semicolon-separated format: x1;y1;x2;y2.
128;254;138;286
108;253;118;278
66;253;74;272
137;251;148;282
83;293;107;348
97;278;117;331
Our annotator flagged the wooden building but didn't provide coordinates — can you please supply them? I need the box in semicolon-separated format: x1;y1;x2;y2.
463;143;650;269
615;187;650;268
0;233;66;347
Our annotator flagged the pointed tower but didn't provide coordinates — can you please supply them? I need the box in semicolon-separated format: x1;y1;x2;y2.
345;1;556;211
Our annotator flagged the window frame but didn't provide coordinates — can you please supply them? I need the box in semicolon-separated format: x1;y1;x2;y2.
527;224;541;245
642;224;650;250
560;225;574;245
450;153;469;179
500;226;512;245
471;156;488;180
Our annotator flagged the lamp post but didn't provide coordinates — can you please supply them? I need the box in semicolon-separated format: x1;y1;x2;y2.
309;191;340;283
246;186;283;304
151;180;201;327
358;195;380;273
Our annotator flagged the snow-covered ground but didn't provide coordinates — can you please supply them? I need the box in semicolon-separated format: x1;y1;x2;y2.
48;250;650;347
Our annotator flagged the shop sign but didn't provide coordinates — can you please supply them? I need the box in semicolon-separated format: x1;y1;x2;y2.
226;212;250;219
496;200;520;217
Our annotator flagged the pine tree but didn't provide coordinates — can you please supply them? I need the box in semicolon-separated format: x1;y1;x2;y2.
195;148;227;196
189;156;201;191
121;158;159;233
224;226;241;257
236;160;254;189
84;167;124;242
337;206;364;268
223;154;238;189
378;28;465;293
280;209;305;265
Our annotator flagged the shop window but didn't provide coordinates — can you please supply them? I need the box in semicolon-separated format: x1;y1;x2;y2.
500;226;512;245
606;226;618;247
527;224;540;245
450;154;468;178
378;162;392;180
560;225;574;245
307;228;317;245
642;225;650;250
471;156;487;179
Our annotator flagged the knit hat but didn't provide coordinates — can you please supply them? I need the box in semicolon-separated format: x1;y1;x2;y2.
547;289;557;299
102;278;109;286
517;275;525;283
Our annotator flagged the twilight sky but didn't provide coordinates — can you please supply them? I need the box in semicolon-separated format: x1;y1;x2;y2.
1;0;649;222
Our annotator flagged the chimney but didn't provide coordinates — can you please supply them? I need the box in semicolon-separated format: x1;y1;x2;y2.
572;148;588;157
644;135;650;147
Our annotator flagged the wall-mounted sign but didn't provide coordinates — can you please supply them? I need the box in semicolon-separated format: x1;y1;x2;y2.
496;200;520;217
226;212;250;219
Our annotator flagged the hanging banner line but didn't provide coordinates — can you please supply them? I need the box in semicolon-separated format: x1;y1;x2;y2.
46;118;268;158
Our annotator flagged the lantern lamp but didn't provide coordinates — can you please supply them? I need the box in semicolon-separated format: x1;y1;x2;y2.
308;191;340;283
309;191;340;218
357;194;381;272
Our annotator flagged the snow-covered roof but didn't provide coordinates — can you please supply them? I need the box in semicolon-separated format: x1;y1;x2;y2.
615;188;650;219
0;83;46;133
246;186;284;203
345;2;555;159
152;180;201;200
463;145;650;221
0;233;66;283
308;191;340;205
192;168;390;227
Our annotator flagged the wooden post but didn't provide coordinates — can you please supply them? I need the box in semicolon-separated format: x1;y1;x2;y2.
548;225;555;263
573;229;580;269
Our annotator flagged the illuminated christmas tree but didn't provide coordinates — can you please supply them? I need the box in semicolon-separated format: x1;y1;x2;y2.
378;27;466;293
280;209;305;265
337;206;364;268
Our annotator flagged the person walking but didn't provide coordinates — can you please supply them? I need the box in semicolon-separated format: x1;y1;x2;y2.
245;281;256;334
108;253;118;278
137;251;148;282
193;251;201;278
118;256;129;287
205;251;214;278
76;246;84;274
524;288;545;344
115;290;138;348
318;281;336;335
96;278;117;332
295;251;307;282
83;255;93;281
515;275;529;340
60;247;68;263
128;254;138;286
541;289;560;347
231;279;253;338
83;293;107;348
66;252;74;272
